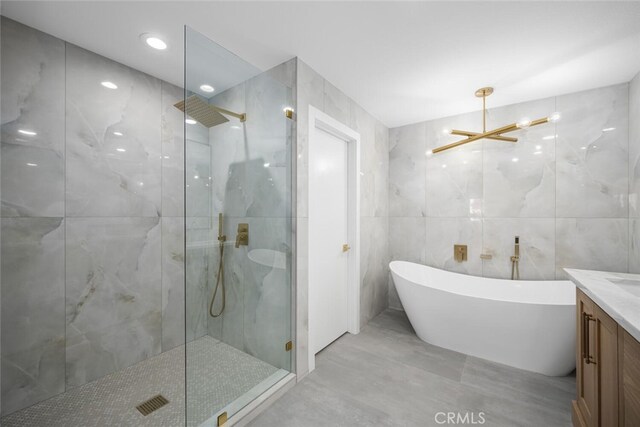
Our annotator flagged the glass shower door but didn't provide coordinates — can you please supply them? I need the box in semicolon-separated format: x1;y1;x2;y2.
184;27;293;426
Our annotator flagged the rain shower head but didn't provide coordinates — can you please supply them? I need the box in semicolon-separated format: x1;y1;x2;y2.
174;95;246;128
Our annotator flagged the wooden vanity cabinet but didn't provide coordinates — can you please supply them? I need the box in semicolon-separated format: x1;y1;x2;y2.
573;289;640;427
619;329;640;426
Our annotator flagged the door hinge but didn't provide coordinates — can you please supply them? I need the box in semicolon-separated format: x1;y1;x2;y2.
285;341;293;351
217;411;228;426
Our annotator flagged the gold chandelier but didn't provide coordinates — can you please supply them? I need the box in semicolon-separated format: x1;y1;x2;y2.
431;87;561;154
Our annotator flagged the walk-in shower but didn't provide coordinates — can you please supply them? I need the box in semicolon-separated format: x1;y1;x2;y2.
0;18;295;426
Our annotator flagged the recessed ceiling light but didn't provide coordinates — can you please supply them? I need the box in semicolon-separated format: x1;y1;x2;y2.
18;129;37;136
512;157;519;162
580;146;587;150
200;84;215;93
534;151;542;155
26;162;38;167
113;131;123;136
116;148;126;152
263;162;270;168
185;118;197;125
602;127;615;132
535;145;542;150
101;81;118;89
542;135;556;141
141;33;167;50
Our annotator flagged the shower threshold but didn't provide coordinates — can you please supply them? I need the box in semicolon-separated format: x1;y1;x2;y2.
1;336;288;427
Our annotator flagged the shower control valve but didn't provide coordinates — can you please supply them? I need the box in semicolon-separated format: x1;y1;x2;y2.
235;223;249;248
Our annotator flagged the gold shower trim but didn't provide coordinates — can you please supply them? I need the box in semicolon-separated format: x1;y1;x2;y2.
174;95;246;129
431;87;557;154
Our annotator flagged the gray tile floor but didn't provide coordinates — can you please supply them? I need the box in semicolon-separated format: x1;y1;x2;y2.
2;336;282;427
250;309;575;427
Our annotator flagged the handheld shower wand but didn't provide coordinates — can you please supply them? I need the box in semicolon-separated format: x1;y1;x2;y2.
510;236;520;280
209;213;226;317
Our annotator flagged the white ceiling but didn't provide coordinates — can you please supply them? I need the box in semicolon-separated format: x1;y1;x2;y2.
3;1;640;128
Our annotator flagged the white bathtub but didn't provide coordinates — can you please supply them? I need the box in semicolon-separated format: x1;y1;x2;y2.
389;261;576;376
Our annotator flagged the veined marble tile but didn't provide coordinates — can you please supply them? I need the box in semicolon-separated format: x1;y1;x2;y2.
186;139;211;218
295;217;309;379
1;17;65;217
296;60;325;219
245;71;290;218
351;102;389;218
389;123;426;217
161;82;185;217
555;218;628;278
482;218;555;280
360;217;389;327
65;44;162;217
210;84;247;217
264;58;296;91
426;111;483;218
631;219;640;274
389;217;426;264
242;217;292;371
65;217;162;388
630;72;640;217
425;217;483;276
373;121;390;218
1;218;65;416
323;80;350;126
556;84;629;218
184;217;211;344
207;216;246;352
161;217;186;351
350;102;376;218
483;97;556;218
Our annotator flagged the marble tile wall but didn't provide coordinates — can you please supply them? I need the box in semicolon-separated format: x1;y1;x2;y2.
206;60;295;372
630;71;640;273
295;59;390;380
389;82;638;310
0;18;196;415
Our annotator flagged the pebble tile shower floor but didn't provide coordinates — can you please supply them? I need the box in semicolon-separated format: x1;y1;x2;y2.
1;336;280;427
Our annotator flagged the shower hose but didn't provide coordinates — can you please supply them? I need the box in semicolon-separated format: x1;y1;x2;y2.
209;239;226;317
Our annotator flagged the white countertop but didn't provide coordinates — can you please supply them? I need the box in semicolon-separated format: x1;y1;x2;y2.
565;268;640;343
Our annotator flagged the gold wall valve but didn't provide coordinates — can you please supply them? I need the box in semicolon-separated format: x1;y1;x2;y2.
235;223;249;248
454;244;467;262
342;244;351;252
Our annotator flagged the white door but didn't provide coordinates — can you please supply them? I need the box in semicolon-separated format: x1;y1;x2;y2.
310;127;349;355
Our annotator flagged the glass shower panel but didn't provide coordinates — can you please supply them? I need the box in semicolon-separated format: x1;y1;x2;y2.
184;27;293;426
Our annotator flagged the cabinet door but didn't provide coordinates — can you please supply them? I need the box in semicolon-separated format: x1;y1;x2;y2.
619;330;640;426
576;289;598;427
595;305;618;427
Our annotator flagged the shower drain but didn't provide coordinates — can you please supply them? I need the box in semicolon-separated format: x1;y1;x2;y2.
136;394;169;416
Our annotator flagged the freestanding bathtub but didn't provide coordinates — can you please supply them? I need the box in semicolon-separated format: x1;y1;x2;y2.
389;261;576;376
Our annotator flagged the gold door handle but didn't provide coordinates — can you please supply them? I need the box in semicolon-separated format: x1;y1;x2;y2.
342;244;351;252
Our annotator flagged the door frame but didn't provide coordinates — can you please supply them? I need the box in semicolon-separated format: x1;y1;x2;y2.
308;105;360;372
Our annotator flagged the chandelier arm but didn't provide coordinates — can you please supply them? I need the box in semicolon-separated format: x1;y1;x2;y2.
450;129;517;143
432;117;549;154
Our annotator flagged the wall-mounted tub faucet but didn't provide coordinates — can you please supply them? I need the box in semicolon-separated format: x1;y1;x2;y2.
510;236;520;280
